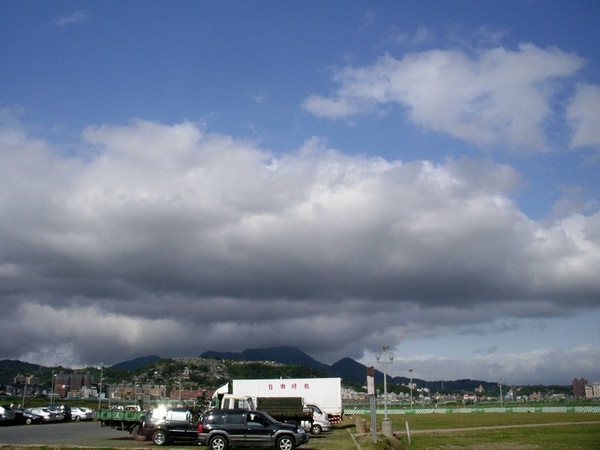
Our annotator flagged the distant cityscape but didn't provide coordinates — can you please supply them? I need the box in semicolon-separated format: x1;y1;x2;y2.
572;378;600;399
5;364;600;405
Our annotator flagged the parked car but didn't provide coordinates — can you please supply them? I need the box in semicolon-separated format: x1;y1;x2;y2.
139;407;199;446
25;407;64;422
81;406;95;418
198;409;309;450
47;404;71;421
17;409;44;425
302;417;331;435
70;406;93;421
0;405;16;422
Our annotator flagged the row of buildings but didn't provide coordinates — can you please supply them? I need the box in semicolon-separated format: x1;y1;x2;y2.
572;378;600;398
8;372;599;404
10;372;217;405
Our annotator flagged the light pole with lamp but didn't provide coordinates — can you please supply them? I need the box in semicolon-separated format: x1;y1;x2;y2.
21;383;27;409
376;346;394;437
98;363;104;410
51;372;56;405
409;369;414;409
498;379;504;409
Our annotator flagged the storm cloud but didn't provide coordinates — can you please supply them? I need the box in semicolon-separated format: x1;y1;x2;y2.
1;112;598;384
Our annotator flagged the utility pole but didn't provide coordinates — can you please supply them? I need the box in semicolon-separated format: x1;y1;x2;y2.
376;346;394;438
498;379;504;408
98;363;104;410
409;368;414;409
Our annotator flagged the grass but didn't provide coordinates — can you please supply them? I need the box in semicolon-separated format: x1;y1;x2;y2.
302;413;600;450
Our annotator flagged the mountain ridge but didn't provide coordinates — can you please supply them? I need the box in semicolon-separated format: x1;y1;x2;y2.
0;348;500;392
198;347;498;391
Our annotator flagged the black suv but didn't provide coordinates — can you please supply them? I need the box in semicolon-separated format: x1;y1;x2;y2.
139;407;199;446
198;409;309;450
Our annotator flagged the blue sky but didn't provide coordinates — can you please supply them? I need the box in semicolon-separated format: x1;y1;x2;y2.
1;1;599;386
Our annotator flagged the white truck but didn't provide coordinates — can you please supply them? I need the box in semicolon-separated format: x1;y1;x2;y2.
215;395;313;425
231;378;343;423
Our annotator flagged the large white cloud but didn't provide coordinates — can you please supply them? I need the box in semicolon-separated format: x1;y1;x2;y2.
567;83;600;150
303;44;585;152
0;114;599;383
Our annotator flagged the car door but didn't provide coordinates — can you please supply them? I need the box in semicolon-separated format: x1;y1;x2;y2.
244;412;275;447
222;412;247;446
165;410;195;441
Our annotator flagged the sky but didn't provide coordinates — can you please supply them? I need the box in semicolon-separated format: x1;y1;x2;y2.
1;1;599;387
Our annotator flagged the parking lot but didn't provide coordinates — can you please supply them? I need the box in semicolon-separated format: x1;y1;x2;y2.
0;419;345;449
0;421;153;448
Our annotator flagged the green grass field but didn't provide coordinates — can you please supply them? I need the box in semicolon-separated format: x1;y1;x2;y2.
304;413;600;450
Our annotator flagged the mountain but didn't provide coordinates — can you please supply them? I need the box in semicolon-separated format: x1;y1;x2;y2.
1;349;500;392
110;355;162;370
200;347;499;391
0;359;47;383
202;348;400;385
204;347;330;373
201;347;387;385
202;348;376;385
330;357;385;384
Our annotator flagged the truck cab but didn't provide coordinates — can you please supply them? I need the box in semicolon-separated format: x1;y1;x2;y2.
304;403;327;422
214;395;255;410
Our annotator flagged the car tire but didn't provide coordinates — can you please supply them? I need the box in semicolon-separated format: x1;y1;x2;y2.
132;425;147;441
311;423;322;435
209;435;229;450
276;435;296;450
152;430;169;446
75;415;81;421
25;417;32;425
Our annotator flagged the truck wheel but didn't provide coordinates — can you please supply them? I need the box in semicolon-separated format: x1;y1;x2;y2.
311;423;322;435
132;425;147;441
152;430;169;446
209;435;228;450
276;435;295;450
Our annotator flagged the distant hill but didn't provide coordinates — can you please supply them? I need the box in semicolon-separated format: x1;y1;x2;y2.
110;355;162;370
200;347;499;391
202;347;330;373
1;349;500;393
202;347;385;385
0;359;47;383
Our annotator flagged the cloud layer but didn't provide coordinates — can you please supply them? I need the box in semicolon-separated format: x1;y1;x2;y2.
303;44;593;153
1;111;598;383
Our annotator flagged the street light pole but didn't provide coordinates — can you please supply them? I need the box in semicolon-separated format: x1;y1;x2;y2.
498;379;503;409
409;368;414;409
21;383;27;409
376;346;394;437
51;372;56;405
98;363;103;410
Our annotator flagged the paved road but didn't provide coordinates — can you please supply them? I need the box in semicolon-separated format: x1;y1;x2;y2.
0;421;181;448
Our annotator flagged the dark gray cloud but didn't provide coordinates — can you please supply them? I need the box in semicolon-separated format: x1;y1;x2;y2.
0;115;598;384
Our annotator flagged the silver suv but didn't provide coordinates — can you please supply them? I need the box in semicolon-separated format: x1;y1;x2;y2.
198;409;309;450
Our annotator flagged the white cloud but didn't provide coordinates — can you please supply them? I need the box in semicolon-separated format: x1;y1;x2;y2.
388;26;434;47
0;115;598;383
56;10;88;27
303;44;585;152
567;83;600;150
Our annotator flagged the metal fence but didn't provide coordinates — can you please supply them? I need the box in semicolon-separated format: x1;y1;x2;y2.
344;405;600;414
